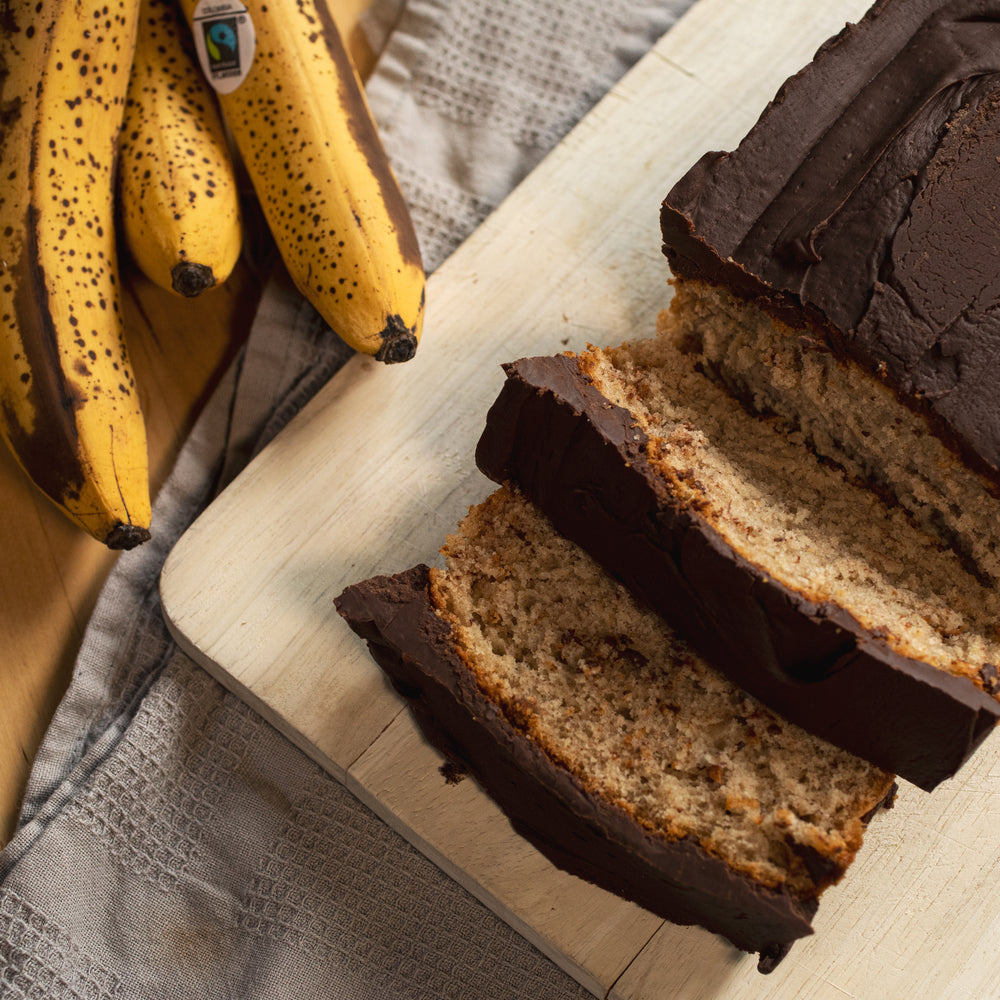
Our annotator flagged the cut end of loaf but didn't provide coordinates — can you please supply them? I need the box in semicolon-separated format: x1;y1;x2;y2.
665;279;1000;585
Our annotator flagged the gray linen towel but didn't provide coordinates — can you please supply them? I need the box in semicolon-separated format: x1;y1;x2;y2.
0;2;695;996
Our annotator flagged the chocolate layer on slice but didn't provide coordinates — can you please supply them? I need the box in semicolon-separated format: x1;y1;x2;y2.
337;482;894;970
660;0;1000;483
337;566;820;966
476;353;1000;790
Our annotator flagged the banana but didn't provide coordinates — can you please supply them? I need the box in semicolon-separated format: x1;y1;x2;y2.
0;0;151;548
118;0;243;297
177;0;425;363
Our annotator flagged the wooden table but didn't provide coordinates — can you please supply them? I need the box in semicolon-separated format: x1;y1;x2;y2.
0;0;378;847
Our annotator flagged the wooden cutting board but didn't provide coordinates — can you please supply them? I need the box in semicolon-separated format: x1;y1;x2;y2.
160;1;1000;996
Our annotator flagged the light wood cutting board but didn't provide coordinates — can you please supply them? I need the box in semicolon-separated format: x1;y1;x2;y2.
160;1;1000;997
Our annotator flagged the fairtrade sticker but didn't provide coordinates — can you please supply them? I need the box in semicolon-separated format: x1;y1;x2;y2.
190;0;256;94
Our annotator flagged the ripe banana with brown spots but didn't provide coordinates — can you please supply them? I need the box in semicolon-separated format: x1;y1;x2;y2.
0;0;151;548
178;0;425;363
118;0;243;298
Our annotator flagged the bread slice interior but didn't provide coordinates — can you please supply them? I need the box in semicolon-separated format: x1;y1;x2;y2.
578;313;1000;697
430;486;894;900
666;279;1000;587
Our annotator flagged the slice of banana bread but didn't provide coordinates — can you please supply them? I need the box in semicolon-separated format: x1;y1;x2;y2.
476;336;1000;790
336;486;895;970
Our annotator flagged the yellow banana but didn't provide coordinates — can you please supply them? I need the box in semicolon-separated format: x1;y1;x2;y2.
0;0;151;549
118;0;243;297
177;0;425;363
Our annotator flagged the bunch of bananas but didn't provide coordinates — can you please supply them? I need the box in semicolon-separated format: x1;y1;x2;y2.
0;0;425;548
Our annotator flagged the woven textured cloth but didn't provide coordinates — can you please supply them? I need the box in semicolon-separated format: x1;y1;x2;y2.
0;2;695;996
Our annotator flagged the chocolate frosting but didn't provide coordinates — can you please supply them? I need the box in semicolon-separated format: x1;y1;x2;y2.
475;354;1000;790
336;565;821;968
660;0;1000;480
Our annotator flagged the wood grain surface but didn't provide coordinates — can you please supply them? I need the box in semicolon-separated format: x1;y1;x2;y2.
156;3;1000;998
0;0;377;847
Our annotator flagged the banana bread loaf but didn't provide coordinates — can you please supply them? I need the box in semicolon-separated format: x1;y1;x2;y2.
660;0;1000;578
336;486;895;970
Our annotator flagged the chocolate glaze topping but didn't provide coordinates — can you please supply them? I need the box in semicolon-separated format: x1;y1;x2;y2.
660;0;1000;480
475;355;1000;790
336;565;822;968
